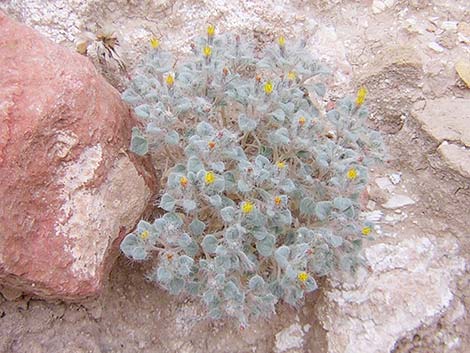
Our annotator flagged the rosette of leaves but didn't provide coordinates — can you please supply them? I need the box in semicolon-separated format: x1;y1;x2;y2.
120;28;384;327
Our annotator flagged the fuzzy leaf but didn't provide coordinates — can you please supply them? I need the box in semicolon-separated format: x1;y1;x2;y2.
248;275;265;290
300;197;315;215
160;193;176;211
120;234;147;260
202;234;218;253
333;197;352;212
130;127;148;156
164;130;180;145
238;114;257;132
256;233;276;257
187;156;204;173
315;201;332;221
189;219;206;236
220;206;236;223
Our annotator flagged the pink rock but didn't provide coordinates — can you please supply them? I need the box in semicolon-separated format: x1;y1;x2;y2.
0;11;157;300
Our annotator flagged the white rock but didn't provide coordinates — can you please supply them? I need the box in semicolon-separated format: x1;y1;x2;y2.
428;42;445;53
275;323;304;353
441;21;458;31
375;177;394;192
372;0;386;14
384;0;395;7
389;172;402;185
383;194;415;209
318;236;465;353
361;210;384;222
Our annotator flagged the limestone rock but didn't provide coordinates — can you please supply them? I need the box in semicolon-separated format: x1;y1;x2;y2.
438;142;470;179
357;46;423;133
412;98;470;178
318;236;465;353
0;11;156;300
382;194;416;209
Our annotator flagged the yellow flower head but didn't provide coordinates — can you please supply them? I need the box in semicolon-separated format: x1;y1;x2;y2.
179;176;188;188
264;81;274;95
274;196;282;206
208;140;216;149
355;87;367;106
347;167;358;180
150;37;160;49
241;201;254;214
287;71;296;81
205;171;215;185
297;271;309;283
276;161;286;169
140;230;150;240
361;226;372;236
203;45;212;57
298;116;306;126
207;24;215;37
278;36;286;47
166;73;175;87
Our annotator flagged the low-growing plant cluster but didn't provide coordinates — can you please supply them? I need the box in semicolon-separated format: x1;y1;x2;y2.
120;26;384;327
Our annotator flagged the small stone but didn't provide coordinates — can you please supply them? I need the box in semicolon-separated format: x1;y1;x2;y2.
362;210;384;222
376;177;394;191
372;0;386;14
367;200;376;210
0;285;23;301
275;323;304;353
455;59;470;88
441;21;458;31
384;0;395;7
389;173;401;185
438;143;470;179
383;194;415;209
428;42;445;53
457;22;470;37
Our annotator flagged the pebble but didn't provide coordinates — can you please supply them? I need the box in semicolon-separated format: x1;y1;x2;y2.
383;194;416;209
428;42;445;53
456;59;470;88
441;21;458;31
389;173;402;185
375;177;394;192
372;0;386;14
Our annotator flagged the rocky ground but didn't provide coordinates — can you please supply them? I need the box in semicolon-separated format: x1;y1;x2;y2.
0;1;469;352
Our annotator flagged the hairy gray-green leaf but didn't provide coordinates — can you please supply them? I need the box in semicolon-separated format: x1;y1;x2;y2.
160;193;176;211
130;127;148;156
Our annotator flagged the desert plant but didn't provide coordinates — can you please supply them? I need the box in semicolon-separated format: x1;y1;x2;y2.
120;27;384;327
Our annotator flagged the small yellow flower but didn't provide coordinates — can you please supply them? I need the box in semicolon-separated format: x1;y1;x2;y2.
166;73;175;87
276;161;286;169
203;45;212;57
205;171;215;185
355;87;367;106
298;116;306;126
179;176;188;188
208;141;216;149
274;196;282;206
207;24;215;37
297;271;309;283
347;167;358;180
150;37;160;49
278;36;286;47
287;71;296;81
140;230;150;240
241;201;254;214
264;81;274;95
361;226;372;236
